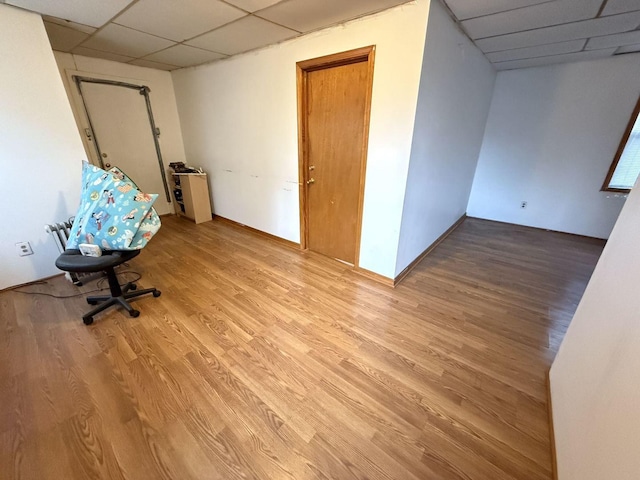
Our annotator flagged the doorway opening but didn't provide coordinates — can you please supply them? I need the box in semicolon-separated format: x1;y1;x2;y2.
297;46;375;267
73;76;171;206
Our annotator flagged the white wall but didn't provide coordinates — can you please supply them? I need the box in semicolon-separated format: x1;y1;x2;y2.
550;174;640;479
0;5;87;290
395;0;496;276
467;55;640;239
172;0;431;278
54;52;188;215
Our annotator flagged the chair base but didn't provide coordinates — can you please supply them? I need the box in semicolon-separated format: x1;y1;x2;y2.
83;281;161;325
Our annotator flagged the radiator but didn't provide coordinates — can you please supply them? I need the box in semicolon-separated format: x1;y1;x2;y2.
45;220;74;253
44;219;96;286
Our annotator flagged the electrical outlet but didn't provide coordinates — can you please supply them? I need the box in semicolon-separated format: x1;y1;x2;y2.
16;241;33;256
521;201;527;209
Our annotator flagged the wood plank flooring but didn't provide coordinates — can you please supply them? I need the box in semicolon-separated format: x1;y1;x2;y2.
0;216;605;480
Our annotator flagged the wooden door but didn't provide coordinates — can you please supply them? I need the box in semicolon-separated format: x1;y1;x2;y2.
298;47;375;265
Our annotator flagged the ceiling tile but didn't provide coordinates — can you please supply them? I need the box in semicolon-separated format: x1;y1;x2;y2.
586;29;640;50
187;16;298;55
6;0;133;27
145;44;227;67
602;0;640;16
128;59;178;71
493;47;616;70
114;0;246;42
486;39;586;63
225;0;283;13
42;15;96;34
462;0;603;39
444;0;552;21
71;46;135;63
616;43;640;54
476;11;640;52
43;21;89;51
81;24;175;58
256;0;408;33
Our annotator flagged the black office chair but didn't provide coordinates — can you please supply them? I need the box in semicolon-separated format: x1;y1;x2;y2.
55;249;161;325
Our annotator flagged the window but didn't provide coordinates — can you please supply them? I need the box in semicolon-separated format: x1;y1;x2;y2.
603;96;640;192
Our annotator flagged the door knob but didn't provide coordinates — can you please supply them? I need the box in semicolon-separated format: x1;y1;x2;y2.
306;178;315;185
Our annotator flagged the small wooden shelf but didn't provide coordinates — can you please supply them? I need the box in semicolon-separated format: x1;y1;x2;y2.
172;173;212;224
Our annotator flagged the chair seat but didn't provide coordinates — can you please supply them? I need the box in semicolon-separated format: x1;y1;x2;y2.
55;249;140;273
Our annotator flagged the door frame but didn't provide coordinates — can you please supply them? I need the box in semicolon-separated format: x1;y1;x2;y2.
71;75;171;203
296;45;376;267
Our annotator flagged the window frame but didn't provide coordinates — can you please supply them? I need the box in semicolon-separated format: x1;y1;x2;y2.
602;95;640;193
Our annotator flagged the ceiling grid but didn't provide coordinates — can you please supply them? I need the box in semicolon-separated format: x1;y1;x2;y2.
3;0;640;70
3;0;413;70
443;0;640;70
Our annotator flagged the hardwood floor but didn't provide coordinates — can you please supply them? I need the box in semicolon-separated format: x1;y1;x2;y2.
0;216;605;480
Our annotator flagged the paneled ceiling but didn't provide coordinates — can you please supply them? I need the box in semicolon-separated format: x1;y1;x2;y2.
442;0;640;70
4;0;640;71
1;0;411;70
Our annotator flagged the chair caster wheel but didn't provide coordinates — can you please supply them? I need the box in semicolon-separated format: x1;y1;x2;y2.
87;299;98;305
130;310;140;318
153;290;161;297
83;316;94;325
129;283;137;290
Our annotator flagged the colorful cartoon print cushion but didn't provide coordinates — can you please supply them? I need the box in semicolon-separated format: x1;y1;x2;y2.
108;166;161;248
67;162;160;251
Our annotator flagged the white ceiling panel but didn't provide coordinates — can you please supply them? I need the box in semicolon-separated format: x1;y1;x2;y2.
462;0;603;39
71;46;134;63
187;16;298;55
602;0;640;16
257;0;408;33
445;0;552;21
145;44;227;67
586;29;640;49
128;59;178;71
494;47;617;70
43;21;90;51
42;15;97;34
82;24;175;57
616;43;640;53
6;0;133;27
476;11;640;52
486;39;586;63
114;0;246;42
225;0;283;13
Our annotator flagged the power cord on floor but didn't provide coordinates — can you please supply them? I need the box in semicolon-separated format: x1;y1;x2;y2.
11;271;142;298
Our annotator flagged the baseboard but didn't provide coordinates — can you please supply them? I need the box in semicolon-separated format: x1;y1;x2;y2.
214;215;301;250
547;370;559;480
0;272;65;293
393;214;467;286
353;267;395;287
465;216;607;244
